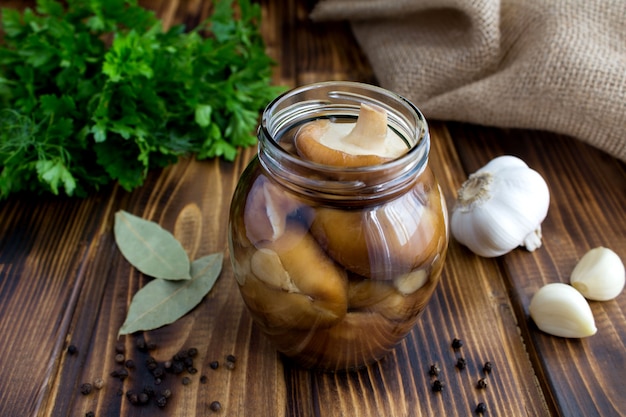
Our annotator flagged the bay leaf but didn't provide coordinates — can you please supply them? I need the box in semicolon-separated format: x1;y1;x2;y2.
114;210;191;280
118;252;224;336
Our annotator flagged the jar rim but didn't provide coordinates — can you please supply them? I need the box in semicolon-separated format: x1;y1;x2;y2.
258;81;430;201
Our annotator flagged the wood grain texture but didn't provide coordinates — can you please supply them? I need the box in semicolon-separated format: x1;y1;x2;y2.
447;124;626;416
0;1;624;417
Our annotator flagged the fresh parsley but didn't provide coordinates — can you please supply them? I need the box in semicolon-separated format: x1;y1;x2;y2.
0;0;283;199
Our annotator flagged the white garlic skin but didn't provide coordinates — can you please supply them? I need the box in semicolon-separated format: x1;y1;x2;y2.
451;155;550;257
529;283;597;338
570;247;625;301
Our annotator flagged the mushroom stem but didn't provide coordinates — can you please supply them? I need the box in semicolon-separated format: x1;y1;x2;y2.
342;103;388;151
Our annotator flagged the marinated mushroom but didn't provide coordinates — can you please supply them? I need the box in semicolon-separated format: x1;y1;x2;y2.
295;103;409;167
243;175;310;245
239;222;349;330
310;176;446;279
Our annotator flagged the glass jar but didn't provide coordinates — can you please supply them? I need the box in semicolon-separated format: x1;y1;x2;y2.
228;81;448;371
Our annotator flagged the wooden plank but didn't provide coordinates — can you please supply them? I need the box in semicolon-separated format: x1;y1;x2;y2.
1;0;624;416
0;192;114;417
447;123;626;416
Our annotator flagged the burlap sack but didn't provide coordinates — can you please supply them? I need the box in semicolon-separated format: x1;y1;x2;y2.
311;0;626;162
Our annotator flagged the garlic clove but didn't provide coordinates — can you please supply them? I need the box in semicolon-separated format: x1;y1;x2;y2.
529;283;597;338
570;247;625;301
295;103;408;167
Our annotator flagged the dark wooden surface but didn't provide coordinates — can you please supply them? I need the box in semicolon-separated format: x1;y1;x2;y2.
1;1;625;416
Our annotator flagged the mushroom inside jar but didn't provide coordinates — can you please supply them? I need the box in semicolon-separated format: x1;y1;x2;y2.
294;102;410;167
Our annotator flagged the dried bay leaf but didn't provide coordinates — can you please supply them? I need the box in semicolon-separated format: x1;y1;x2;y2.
114;210;191;280
118;252;224;336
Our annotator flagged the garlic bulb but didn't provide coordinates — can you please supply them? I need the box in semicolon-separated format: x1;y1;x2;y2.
570;247;625;301
529;283;597;338
450;155;550;257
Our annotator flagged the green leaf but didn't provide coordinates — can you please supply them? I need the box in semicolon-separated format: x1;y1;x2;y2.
118;252;224;335
90;121;107;142
35;0;65;18
1;8;26;38
194;104;212;127
114;210;191;280
35;158;77;196
94;140;147;190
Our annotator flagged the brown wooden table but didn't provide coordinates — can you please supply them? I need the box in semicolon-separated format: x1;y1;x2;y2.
1;1;625;416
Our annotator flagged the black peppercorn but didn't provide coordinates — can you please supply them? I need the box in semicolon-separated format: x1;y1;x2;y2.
80;383;93;395
156;395;168;408
226;354;236;363
125;359;135;369
135;338;147;351
67;345;78;355
126;390;139;405
188;347;198;357
210;361;219;370
475;402;487;414
115;343;125;354
85;412;95;417
117;368;129;380
160;389;172;399
456;357;467;370
451;338;463;349
151;367;165;378
431;380;445;392
200;375;208;384
182;376;191;385
428;363;440;376
483;361;493;374
210;401;222;412
188;367;198;374
175;350;188;360
477;378;488;389
138;392;149;404
145;356;158;370
143;385;156;397
172;361;185;374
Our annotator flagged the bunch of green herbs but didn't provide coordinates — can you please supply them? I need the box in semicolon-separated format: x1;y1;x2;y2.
0;0;282;199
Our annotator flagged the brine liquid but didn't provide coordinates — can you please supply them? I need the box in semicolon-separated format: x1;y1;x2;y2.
229;157;448;370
